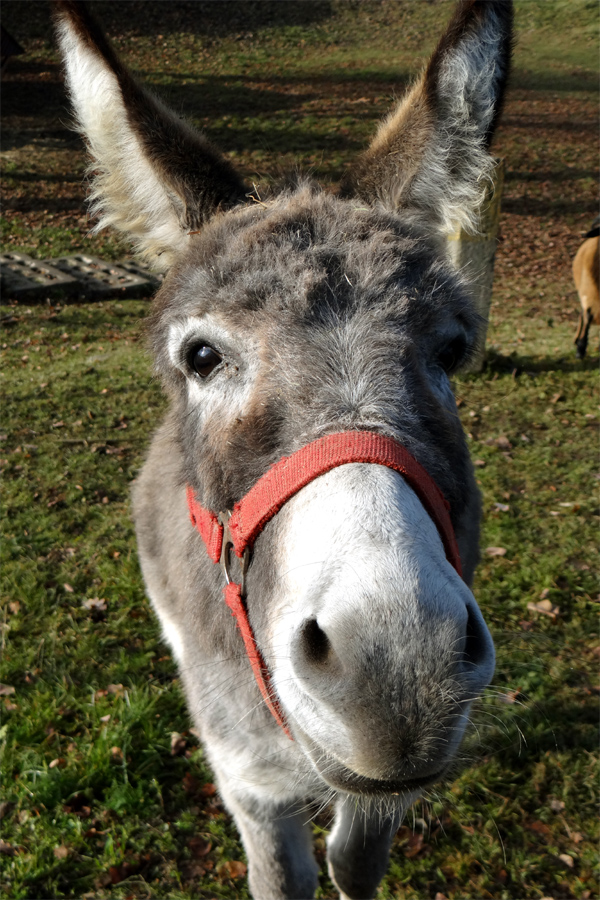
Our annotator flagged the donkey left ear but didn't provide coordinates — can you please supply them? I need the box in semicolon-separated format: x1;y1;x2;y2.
53;1;249;269
340;0;513;235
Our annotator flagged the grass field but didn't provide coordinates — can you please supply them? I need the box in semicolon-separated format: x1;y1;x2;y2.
1;2;598;898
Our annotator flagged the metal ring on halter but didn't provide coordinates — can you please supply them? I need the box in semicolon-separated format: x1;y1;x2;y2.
218;510;250;596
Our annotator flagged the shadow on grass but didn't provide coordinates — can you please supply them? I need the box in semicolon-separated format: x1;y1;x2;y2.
1;0;335;42
481;349;599;376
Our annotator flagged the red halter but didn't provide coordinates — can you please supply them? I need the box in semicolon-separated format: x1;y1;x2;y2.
186;431;463;738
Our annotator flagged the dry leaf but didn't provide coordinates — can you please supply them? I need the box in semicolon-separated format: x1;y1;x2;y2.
54;845;70;859
0;802;14;820
550;799;565;812
402;832;431;858
49;758;67;769
0;684;15;696
527;601;560;620
63;584;74;593
170;732;188;756
110;746;123;760
81;597;107;611
181;860;206;879
100;714;111;723
182;772;199;794
219;859;247;879
0;841;19;856
188;836;212;858
501;688;522;704
106;683;124;696
559;853;575;868
486;546;507;557
493;502;510;512
8;601;20;614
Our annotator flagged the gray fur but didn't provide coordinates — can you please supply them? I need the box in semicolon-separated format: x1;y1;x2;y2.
53;2;513;897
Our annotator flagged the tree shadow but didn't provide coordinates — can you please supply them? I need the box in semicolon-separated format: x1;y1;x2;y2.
1;0;334;43
482;349;599;376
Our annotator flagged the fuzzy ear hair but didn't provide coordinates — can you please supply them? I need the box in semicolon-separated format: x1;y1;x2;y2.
53;1;248;269
340;0;513;235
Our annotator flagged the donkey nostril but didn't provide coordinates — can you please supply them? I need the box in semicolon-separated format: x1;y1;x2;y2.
301;618;331;666
463;606;487;668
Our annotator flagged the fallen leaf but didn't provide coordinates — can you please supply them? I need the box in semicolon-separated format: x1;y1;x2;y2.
99;714;111;723
474;459;486;467
539;588;550;600
106;683;124;696
49;758;67;769
182;772;199;794
527;601;560;620
0;802;14;820
200;782;217;797
550;799;565;812
0;841;19;856
559;853;575;868
402;832;431;858
171;732;188;756
180;860;206;879
501;688;522;704
110;746;123;761
81;597;107;611
188;836;212;858
63;583;74;593
0;684;15;696
493;502;510;512
218;859;247;880
485;546;507;557
63;794;91;817
109;865;125;884
54;845;70;859
550;392;564;404
529;820;551;836
8;601;20;614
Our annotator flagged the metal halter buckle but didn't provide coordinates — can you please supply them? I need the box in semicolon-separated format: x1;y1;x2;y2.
218;510;250;597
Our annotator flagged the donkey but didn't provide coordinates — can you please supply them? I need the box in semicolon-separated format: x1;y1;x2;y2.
54;2;513;897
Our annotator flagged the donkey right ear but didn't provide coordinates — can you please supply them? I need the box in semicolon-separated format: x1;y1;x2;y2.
340;0;513;236
53;1;248;269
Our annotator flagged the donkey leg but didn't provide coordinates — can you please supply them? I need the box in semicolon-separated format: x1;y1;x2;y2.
327;799;403;900
217;786;319;900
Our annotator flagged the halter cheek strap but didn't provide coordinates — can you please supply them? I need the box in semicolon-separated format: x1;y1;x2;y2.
186;431;463;738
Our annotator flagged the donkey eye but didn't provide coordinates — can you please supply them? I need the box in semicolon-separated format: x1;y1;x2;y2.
437;335;467;374
189;344;222;378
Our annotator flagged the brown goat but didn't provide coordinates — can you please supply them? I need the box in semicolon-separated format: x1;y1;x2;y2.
573;219;599;358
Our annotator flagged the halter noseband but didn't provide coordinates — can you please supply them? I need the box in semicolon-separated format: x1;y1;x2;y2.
186;431;462;739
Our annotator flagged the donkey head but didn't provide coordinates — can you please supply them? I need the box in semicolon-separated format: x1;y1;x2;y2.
55;0;511;806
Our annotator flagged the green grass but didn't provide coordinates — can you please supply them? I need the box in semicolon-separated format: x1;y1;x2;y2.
1;1;598;898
